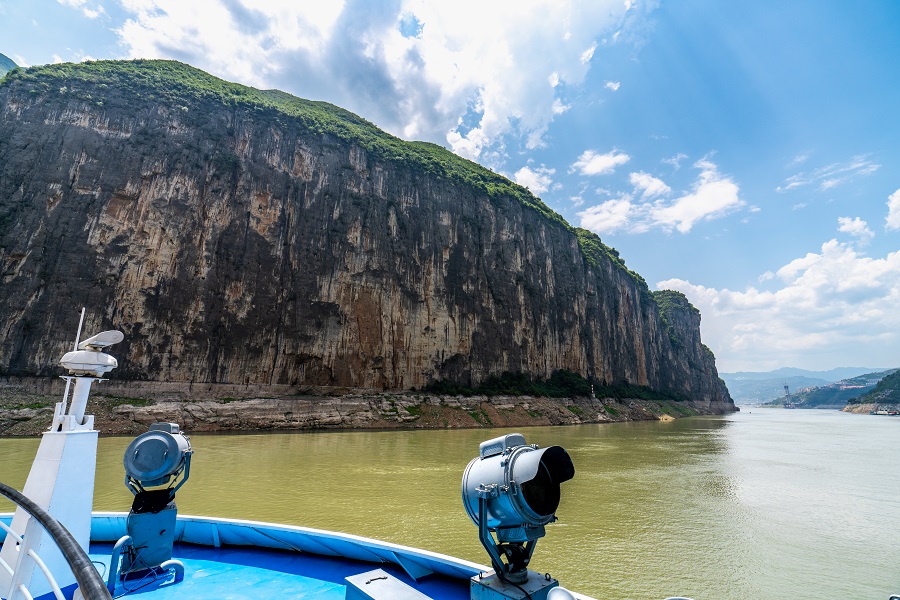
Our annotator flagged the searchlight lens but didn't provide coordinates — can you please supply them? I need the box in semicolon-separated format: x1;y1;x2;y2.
124;423;193;492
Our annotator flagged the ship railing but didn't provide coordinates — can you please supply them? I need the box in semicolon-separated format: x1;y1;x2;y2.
0;482;112;600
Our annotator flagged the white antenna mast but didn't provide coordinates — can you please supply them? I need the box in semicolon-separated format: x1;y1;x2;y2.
57;307;87;425
73;306;86;350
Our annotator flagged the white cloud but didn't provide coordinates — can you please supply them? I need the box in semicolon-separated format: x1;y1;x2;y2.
658;240;900;371
629;171;670;199
776;155;880;192
115;0;635;163
661;152;687;170
886;188;900;230
580;42;598;64
837;216;874;245
578;158;744;234
551;99;571;114
570;149;630;176
514;164;555;194
650;158;743;233
57;0;108;19
577;197;635;234
604;80;620;91
787;153;809;168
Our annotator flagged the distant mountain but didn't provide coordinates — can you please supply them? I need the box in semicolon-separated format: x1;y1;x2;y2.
848;369;900;405
0;53;16;79
722;367;886;383
763;369;898;408
719;375;830;404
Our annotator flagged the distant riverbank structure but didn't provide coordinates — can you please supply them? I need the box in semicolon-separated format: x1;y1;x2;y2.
783;383;796;409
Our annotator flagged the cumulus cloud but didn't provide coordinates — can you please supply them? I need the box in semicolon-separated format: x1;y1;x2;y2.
651;158;743;233
577;157;743;235
629;171;670;199
776;154;880;192
115;0;634;163
577;196;635;234
837;216;874;245
658;240;900;371
886;188;900;230
514;164;555;195
604;80;621;91
570;149;631;176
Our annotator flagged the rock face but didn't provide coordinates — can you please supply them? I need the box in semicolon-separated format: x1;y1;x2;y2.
0;60;733;412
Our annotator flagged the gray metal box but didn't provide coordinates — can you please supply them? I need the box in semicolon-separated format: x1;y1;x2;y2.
470;570;559;600
123;504;177;573
345;568;434;600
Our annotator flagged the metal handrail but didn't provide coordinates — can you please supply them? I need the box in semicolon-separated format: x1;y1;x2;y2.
0;481;112;600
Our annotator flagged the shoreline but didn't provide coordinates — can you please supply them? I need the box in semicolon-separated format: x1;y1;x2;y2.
0;375;737;436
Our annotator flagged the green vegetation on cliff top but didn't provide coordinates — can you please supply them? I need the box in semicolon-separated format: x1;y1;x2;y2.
2;59;687;320
3;59;564;222
651;290;698;350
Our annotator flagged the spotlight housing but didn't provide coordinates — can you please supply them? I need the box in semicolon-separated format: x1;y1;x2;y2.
123;422;193;493
112;423;193;587
462;433;574;587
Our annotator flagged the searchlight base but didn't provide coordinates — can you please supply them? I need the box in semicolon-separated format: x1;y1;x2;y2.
470;569;559;600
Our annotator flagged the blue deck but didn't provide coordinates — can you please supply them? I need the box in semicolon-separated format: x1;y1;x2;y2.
89;541;471;600
2;513;483;600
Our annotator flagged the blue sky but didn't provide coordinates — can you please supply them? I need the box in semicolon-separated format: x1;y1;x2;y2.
2;0;899;373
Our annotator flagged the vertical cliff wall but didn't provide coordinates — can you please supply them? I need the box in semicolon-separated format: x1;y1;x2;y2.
0;60;732;409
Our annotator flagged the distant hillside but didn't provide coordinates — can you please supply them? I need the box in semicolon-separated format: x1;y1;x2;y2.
763;369;898;408
848;369;900;405
0;53;16;79
721;375;829;404
722;366;883;383
720;367;888;404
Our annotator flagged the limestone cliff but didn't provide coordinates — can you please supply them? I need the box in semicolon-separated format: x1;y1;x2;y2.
0;60;733;411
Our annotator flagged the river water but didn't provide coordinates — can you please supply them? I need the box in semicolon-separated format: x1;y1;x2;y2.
1;409;897;599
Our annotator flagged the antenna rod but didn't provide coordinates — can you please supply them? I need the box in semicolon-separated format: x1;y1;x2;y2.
58;308;86;428
73;307;86;350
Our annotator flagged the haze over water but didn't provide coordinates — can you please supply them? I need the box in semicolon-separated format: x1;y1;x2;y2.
1;409;897;599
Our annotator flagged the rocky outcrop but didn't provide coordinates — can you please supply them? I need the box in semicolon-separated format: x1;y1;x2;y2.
0;60;734;415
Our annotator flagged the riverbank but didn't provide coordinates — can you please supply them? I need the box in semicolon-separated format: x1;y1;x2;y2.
842;403;900;414
0;376;736;436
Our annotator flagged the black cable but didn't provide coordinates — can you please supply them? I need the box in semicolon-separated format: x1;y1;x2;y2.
0;481;112;600
495;568;533;600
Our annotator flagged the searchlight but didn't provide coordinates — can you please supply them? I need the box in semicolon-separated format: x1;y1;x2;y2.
462;433;574;597
108;423;193;592
124;422;193;495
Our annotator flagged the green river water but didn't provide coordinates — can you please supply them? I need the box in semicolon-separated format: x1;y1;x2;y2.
1;409;898;599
